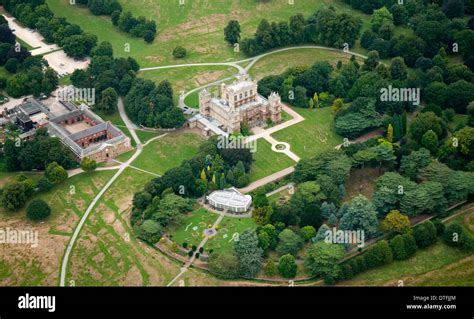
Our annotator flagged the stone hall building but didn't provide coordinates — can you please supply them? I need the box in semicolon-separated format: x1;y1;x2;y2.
3;97;132;163
191;73;282;136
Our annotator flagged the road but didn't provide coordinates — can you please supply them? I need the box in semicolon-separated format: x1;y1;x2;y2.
59;98;143;287
140;45;369;111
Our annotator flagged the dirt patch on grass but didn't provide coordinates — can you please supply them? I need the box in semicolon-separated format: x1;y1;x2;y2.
344;167;385;201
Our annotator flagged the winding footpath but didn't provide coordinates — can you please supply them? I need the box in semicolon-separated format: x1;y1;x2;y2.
59;99;143;286
59;45;369;286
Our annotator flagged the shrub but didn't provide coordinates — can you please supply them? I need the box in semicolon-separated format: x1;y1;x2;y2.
390;234;407;260
432;219;445;236
195;253;200;259
37;177;54;192
172;46;186;59
300;225;316;241
278;254;297;278
26;199;51;221
199;247;204;253
191;245;197;252
413;221;437;248
208;252;239;279
263;260;277;276
187;250;193;257
182;242;188;248
402;233;418;257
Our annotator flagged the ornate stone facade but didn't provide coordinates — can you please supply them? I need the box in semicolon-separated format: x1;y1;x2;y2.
198;73;282;134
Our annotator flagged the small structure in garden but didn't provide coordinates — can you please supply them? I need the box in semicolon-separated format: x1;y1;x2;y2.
206;187;252;213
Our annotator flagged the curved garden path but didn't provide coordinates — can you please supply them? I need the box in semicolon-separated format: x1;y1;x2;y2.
59;45;369;286
59;98;143;286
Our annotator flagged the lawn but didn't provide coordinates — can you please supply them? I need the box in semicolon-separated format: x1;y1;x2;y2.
169;208;219;248
131;132;203;175
339;206;474;287
170;208;258;254
140;65;237;105
271;106;342;159
184;91;199;108
47;0;371;68
66;168;211;286
249;48;365;81
249;139;295;182
0;170;115;286
339;241;470;286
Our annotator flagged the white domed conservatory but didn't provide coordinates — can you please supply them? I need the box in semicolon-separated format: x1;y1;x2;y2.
206;187;252;213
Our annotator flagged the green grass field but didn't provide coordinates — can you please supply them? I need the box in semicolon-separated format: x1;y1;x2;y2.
131;132;203;175
271;106;342;159
140;65;236;104
249;139;295;182
0;170;115;286
47;0;370;68
249;48;365;81
170;208;258;254
339;207;474;286
66;168;191;286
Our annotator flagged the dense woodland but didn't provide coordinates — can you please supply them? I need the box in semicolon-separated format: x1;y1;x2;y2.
1;0;99;59
0;16;59;98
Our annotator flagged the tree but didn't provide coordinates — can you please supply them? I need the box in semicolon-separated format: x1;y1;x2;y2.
276;229;303;256
208;253;240;279
364;240;393;268
278;254;297;278
304;241;345;281
413;221;437;248
45;162;68;184
224;20;241;45
468;102;474;127
390;4;408;25
381;210;411;234
80;157;97;172
289;181;326;227
387;123;393;143
402;233;418;256
172;46;186;59
259;224;279;250
301;225;317;241
135;219;163;244
442;0;465;18
26;199;51;221
389;57;407;80
339;195;379;238
421;130;439;155
97;87;118;114
446;80;474;113
409;112;446;144
400;148;432;180
371;7;393;32
1;182;27;211
37;177;54;193
363;51;380;71
390;234;407;260
263;259;277;276
234;230;264;278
